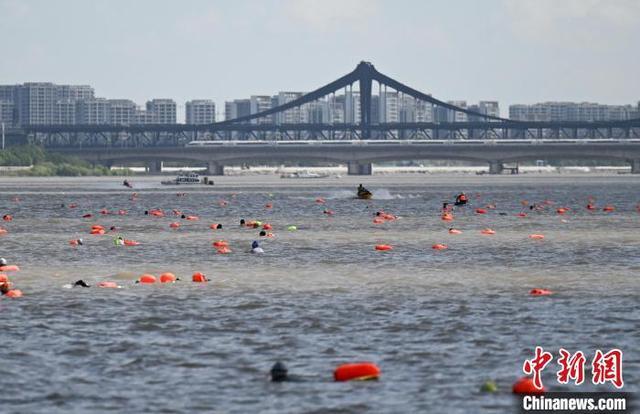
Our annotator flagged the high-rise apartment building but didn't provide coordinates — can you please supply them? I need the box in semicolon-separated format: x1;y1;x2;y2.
250;95;273;124
274;92;303;124
345;91;361;124
186;100;216;124
108;100;137;125
54;99;76;125
509;102;637;121
16;82;58;125
225;99;251;121
0;100;15;128
134;109;156;124
379;90;399;123
146;99;176;124
76;98;110;124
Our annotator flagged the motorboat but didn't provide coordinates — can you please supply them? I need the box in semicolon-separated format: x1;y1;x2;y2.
357;185;373;199
161;172;209;185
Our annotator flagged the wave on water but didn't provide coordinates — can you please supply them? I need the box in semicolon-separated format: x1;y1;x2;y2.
326;190;357;200
324;189;403;200
371;189;403;200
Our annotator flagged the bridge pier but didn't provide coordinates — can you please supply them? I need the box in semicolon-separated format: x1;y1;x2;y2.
347;161;372;175
630;159;640;174
488;161;504;175
146;161;163;174
206;161;225;176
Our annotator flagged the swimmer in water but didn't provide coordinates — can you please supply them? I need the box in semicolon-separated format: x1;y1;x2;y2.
114;236;125;246
0;282;10;295
251;240;264;254
270;361;288;382
74;280;90;288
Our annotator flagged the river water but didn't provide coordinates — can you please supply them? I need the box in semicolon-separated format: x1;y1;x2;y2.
0;174;638;413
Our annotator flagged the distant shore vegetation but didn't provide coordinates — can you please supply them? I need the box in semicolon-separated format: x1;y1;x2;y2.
0;145;130;176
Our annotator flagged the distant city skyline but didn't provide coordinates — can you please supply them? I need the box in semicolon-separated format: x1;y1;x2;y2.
1;80;637;128
1;0;638;120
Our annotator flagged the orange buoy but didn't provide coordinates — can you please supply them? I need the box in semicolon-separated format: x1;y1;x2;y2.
530;288;553;296
124;240;140;246
262;223;273;230
98;281;119;288
516;213;527;218
0;265;19;272
138;274;156;284
2;214;13;221
216;246;232;254
375;244;393;251
212;240;229;248
5;289;23;298
334;363;381;382
528;234;545;240
480;228;496;235
169;222;181;229
512;377;545;394
160;272;177;283
475;208;488;214
602;205;615;212
192;272;208;282
448;228;462;235
432;243;448;250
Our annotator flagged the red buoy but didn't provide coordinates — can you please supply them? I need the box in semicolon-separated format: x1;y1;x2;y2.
375;244;393;251
334;363;381;382
512;377;545;394
192;272;207;283
160;272;176;283
138;274;156;284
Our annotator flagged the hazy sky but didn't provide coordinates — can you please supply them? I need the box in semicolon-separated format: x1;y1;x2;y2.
1;0;638;118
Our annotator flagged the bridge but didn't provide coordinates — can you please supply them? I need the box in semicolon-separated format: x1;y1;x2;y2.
12;61;640;174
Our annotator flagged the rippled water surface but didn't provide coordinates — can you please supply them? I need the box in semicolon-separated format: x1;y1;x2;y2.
0;174;638;413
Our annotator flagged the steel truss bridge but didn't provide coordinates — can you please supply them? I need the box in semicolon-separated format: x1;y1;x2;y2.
11;61;640;174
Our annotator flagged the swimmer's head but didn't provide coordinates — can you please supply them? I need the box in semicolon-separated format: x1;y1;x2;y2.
217;224;222;229
0;258;7;266
240;219;245;225
181;214;186;219
259;231;266;237
270;361;288;382
252;240;259;249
